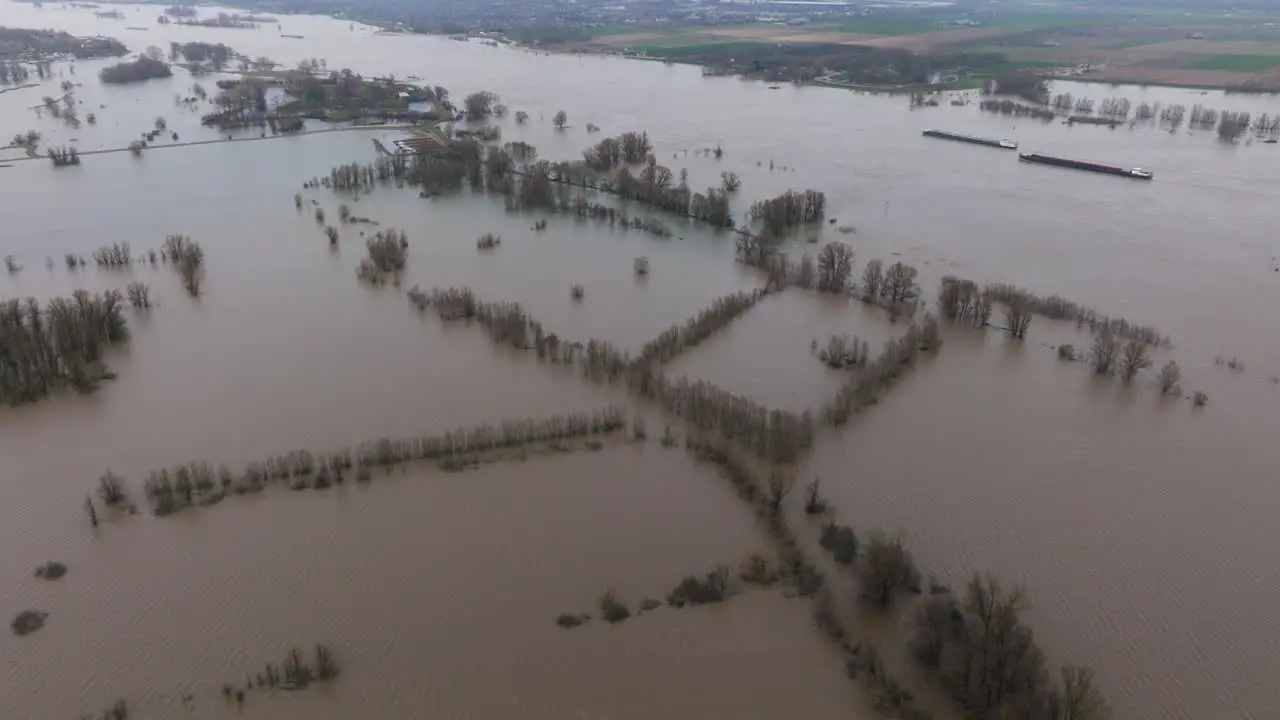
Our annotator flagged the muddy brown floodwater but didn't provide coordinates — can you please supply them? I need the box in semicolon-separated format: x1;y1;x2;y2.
1;1;1279;718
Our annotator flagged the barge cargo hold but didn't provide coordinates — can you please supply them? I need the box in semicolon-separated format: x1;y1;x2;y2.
1018;152;1153;180
922;129;1018;149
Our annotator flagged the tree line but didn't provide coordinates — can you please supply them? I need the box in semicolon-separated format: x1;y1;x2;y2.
101;408;630;517
940;276;1168;347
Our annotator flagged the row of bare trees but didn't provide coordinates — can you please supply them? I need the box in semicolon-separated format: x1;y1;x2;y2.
0;291;128;405
637;290;764;364
822;317;940;426
581;131;653;171
941;276;1168;347
735;240;919;307
309;155;410;193
117;407;629;516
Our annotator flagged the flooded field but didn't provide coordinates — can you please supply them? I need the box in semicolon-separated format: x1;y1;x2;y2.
2;1;1279;718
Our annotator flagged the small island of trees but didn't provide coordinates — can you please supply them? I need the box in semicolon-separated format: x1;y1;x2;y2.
100;55;172;84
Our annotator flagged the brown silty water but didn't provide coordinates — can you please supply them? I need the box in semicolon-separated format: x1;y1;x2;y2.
2;2;1280;718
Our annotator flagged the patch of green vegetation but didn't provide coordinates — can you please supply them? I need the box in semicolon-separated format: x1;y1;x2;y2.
1185;53;1280;71
630;39;765;55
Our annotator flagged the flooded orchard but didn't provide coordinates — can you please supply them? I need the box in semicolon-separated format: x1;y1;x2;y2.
1;2;1279;719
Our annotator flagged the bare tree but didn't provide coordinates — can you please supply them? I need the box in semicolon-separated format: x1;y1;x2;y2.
1005;298;1032;339
720;171;741;192
803;477;827;514
882;261;918;303
1060;666;1111;720
1157;361;1181;395
816;242;854;293
125;282;151;309
858;533;920;608
553;110;568;129
1090;332;1119;375
1119;340;1151;382
514;110;528;124
861;259;883;300
765;467;796;513
463;90;497;119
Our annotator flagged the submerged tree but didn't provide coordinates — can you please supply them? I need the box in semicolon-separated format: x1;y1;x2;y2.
553;110;568;129
816;242;854;293
463;90;497;119
1005;298;1032;339
163;234;204;297
1119;340;1151;382
125;282;152;309
882;261;919;304
861;259;883;301
1157;361;1181;395
1091;332;1120;375
858;533;921;608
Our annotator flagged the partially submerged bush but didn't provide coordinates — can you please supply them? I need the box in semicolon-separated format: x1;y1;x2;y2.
740;551;775;585
666;565;730;607
819;522;858;564
11;609;47;636
98;471;128;506
34;561;67;580
555;613;589;628
476;233;501;250
598;589;631;623
1193;391;1208;407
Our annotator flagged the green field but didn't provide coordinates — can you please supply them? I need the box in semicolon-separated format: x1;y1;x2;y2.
1185;53;1280;71
629;40;765;56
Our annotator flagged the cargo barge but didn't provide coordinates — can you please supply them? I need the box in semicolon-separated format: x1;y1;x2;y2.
922;129;1018;150
1018;152;1153;180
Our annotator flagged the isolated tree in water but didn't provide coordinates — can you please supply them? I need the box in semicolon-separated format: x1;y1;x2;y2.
816;242;854;293
553;110;568;129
